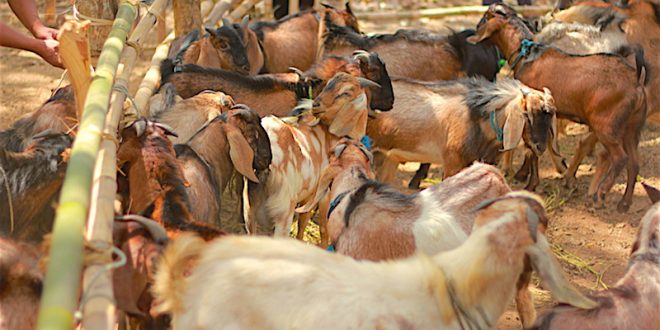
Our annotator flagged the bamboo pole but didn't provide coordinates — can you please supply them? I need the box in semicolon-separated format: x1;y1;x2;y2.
58;20;93;120
264;0;273;19
206;0;241;27
227;0;262;21
354;5;552;20
35;2;138;329
133;0;217;116
81;0;169;328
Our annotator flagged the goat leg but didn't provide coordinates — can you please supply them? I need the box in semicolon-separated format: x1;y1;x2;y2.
514;152;532;183
618;133;641;212
318;193;331;249
515;259;536;329
564;133;598;189
408;163;431;189
524;153;540;192
296;211;312;240
594;141;628;209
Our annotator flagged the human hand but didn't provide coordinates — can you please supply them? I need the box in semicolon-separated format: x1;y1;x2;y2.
36;39;63;68
32;23;59;40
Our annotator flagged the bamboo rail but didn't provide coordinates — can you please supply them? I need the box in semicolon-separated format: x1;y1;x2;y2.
354;5;553;20
35;1;139;329
227;0;263;21
81;0;169;328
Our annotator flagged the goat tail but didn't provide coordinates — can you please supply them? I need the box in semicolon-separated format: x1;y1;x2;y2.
634;46;649;86
152;232;205;316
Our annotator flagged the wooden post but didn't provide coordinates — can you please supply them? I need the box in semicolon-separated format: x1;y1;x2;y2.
58;20;93;120
45;0;57;27
173;0;203;37
289;0;300;15
75;0;117;57
264;0;274;19
35;2;138;329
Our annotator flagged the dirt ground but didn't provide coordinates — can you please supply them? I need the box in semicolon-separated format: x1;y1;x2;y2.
1;1;659;329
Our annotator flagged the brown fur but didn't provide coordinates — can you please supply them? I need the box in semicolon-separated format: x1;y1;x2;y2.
472;3;647;212
117;119;224;240
0;236;42;330
319;13;462;81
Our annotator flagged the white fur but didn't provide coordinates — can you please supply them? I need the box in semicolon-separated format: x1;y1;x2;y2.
412;189;469;254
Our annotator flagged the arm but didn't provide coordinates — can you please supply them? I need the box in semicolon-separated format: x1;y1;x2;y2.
8;0;59;40
0;22;63;68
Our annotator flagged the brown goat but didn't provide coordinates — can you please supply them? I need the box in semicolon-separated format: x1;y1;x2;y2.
117;119;224;240
470;3;648;212
0;132;72;242
159;50;395;116
532;200;660;329
174;106;268;230
0;85;76;152
150;87;235;143
0;236;42;330
248;4;360;73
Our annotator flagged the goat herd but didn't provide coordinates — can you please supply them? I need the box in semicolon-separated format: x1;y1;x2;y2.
1;0;660;329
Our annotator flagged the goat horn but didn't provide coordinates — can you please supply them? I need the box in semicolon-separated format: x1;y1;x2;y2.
357;77;381;89
520;88;530;97
222;18;232;27
115;214;169;244
154;122;179;138
288;67;305;78
133;118;147;137
32;129;60;140
352;50;370;62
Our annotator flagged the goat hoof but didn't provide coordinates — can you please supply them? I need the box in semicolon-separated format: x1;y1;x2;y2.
617;200;631;213
557;159;568;175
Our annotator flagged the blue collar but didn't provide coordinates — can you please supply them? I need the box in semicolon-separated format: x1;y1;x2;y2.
509;39;536;70
489;111;504;142
327;190;350;219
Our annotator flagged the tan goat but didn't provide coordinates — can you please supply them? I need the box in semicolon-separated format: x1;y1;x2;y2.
251;72;378;235
367;77;558;191
152;192;597;329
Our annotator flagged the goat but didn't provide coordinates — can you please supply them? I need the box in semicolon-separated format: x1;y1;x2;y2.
252;72;378;236
248;4;360;73
317;13;501;82
367;77;558;191
0;85;76;152
174;105;269;231
158;49;395;116
532;200;660;329
152;192;597;330
470;3;648;212
172;22;252;75
150;86;235;144
0;236;42;330
116;119;224;240
0;132;72;242
298;156;542;328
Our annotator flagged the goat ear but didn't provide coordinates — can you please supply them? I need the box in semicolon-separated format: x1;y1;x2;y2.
467;19;500;44
204;26;216;36
133;119;147;137
527;235;599;310
642;182;660;203
502;98;526;151
225;124;259;183
241;15;250;27
296;164;342;213
222;18;232;27
549;114;561;157
345;2;354;15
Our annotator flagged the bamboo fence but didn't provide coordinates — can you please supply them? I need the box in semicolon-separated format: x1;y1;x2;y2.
36;1;138;329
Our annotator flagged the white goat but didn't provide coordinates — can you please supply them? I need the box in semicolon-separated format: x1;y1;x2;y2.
153;192;597;330
249;72;379;236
